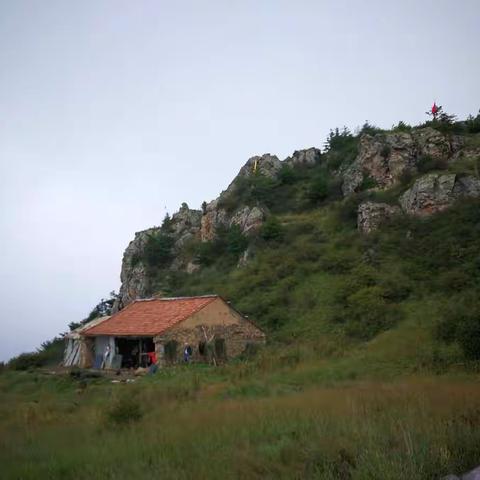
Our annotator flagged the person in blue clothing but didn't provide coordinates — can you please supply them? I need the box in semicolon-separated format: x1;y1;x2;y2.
183;343;193;363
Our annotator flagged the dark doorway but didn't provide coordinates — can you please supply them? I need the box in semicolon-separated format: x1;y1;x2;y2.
116;337;155;369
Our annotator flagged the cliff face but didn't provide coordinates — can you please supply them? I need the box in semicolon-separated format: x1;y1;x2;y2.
114;126;480;310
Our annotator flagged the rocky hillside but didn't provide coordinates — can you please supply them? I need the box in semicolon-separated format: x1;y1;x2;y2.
111;112;480;362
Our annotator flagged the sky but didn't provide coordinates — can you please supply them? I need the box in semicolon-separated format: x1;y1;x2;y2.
0;0;479;362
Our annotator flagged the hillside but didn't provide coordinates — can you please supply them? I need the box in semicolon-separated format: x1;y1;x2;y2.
110;112;480;370
3;113;480;480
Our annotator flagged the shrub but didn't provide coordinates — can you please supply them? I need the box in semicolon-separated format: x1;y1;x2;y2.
8;336;65;370
217;174;280;212
144;232;174;267
226;225;249;256
241;342;261;359
359;121;384;136
392;120;412;132
380;145;391;159
106;395;143;426
417;155;447;173
324;127;358;170
307;172;329;202
8;352;43;370
359;174;378;191
435;294;480;360
260;216;284;242
278;165;297;185
195;241;217;266
465;111;480;134
160;213;174;233
457;317;480;360
343;286;400;340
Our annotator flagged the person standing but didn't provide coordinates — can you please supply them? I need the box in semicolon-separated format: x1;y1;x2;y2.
183;343;192;363
101;344;111;369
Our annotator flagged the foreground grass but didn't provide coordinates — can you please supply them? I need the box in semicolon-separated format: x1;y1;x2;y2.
1;357;480;480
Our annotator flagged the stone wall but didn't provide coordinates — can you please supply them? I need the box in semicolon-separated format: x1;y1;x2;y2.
154;322;265;365
153;298;265;365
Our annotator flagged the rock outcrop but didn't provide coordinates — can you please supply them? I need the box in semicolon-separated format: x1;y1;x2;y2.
357;201;401;233
114;227;160;311
342;128;463;195
169;204;202;249
400;173;480;216
114;205;202;310
285;147;321;167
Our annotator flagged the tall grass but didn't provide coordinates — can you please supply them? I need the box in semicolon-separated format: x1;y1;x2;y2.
1;368;480;479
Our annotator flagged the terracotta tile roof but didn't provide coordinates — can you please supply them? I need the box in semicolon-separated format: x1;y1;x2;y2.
83;295;218;337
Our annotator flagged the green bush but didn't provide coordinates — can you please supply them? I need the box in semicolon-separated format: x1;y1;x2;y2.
260;216;284;242
226;225;249;256
8;337;65;370
106;395;143;426
392;120;412;132
359;121;384;136
465;111;480;134
144;232;174;267
359;174;378;191
217;173;281;212
380;145;391;158
343;286;399;340
195;241;217;266
417;155;447;173
8;352;43;370
324;127;358;170
457;317;480;360
278;165;297;185
435;293;480;360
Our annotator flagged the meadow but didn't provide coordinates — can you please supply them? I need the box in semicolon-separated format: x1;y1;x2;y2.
2;348;480;480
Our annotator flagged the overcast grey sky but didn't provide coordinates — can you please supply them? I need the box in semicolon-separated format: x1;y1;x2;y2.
0;0;479;361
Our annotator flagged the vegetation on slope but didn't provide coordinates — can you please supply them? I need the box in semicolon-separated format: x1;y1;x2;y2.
140;114;480;368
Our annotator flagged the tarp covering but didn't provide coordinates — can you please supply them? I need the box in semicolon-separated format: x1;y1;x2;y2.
63;316;110;367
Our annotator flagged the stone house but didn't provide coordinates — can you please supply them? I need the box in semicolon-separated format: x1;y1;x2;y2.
79;295;265;368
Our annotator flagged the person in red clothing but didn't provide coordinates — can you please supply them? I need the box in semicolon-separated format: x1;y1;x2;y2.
147;351;157;365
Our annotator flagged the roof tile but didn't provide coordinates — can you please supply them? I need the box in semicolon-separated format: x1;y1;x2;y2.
83;296;217;336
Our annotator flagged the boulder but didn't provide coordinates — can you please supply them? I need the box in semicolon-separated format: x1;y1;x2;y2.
400;173;480;216
357;201;401;233
441;465;480;480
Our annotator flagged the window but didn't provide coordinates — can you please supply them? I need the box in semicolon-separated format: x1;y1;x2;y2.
214;338;226;360
164;340;178;364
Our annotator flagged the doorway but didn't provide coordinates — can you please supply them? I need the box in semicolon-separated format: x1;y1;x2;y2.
115;337;155;369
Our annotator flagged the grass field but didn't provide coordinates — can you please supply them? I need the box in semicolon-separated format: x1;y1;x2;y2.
2;346;480;480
